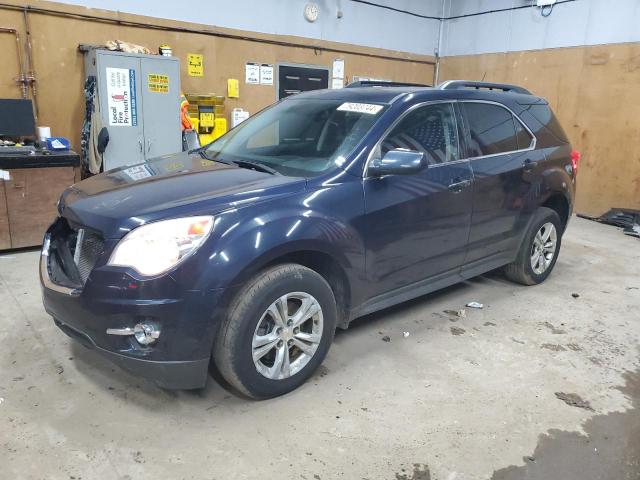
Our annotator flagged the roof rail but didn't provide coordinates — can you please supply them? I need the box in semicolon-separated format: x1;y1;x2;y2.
346;80;431;88
438;80;531;95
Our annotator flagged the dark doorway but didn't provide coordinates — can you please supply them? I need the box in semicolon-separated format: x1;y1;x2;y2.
277;64;329;100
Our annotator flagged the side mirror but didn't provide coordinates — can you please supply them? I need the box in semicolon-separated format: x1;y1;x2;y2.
368;149;426;176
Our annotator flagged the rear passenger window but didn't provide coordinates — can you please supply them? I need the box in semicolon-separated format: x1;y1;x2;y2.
381;103;459;165
463;103;527;157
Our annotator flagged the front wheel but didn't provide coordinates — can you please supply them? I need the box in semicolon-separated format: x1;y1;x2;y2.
504;207;563;285
213;263;337;399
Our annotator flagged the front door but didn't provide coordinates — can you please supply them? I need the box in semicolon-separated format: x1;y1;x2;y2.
363;102;474;298
459;101;544;273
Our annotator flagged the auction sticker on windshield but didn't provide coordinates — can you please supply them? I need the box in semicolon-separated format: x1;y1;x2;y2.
337;102;383;115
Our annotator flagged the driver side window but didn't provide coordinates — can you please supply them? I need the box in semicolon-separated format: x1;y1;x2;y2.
381;103;459;165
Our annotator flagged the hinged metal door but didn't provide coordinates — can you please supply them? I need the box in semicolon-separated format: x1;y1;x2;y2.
96;51;145;170
139;56;181;159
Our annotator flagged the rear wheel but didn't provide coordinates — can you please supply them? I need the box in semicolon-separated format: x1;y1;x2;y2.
504;207;562;285
213;263;336;399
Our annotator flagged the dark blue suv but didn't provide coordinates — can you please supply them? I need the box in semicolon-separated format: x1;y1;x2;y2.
41;81;577;398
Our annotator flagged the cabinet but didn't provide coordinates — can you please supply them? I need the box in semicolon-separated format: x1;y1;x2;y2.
85;50;181;171
0;152;79;250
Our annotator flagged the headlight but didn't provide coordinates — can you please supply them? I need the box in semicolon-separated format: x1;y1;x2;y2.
108;216;214;276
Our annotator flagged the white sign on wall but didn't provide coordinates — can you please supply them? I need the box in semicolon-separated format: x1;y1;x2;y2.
106;67;137;126
332;59;345;79
245;63;260;84
260;64;274;85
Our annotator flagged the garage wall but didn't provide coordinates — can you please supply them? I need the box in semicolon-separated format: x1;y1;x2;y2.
441;0;640;56
54;0;444;56
0;0;436;157
439;0;640;216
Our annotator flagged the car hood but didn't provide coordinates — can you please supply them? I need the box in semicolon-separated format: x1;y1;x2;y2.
59;152;307;238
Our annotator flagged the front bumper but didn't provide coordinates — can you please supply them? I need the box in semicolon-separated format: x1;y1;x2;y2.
40;234;223;389
54;318;210;389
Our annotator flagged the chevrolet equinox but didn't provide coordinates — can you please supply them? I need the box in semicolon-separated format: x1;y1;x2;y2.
41;81;578;398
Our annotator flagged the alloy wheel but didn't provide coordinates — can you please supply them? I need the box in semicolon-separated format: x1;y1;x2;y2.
252;292;324;380
530;222;558;275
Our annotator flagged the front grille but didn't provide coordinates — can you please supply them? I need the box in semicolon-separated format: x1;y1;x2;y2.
48;218;104;287
75;230;103;283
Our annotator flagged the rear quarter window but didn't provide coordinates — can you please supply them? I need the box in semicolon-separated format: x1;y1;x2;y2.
525;104;569;144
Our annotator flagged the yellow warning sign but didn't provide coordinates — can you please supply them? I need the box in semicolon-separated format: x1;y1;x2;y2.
199;112;214;127
188;53;204;77
148;73;169;93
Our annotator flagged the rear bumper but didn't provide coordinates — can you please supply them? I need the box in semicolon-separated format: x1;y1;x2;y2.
40;234;224;390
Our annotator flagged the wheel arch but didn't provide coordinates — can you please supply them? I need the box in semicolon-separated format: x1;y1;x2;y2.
217;243;354;330
541;192;571;232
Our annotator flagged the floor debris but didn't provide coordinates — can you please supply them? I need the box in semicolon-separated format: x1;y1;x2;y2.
403;332;410;338
571;293;580;298
578;208;640;239
444;309;466;319
381;335;391;343
466;301;484;309
555;392;594;411
450;327;466;336
541;343;567;351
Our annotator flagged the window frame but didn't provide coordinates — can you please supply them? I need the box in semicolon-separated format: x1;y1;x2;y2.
458;100;536;160
364;100;465;177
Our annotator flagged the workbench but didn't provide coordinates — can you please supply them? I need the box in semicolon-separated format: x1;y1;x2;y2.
0;151;79;250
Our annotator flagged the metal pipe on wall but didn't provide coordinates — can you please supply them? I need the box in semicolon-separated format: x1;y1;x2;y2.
0;27;27;98
21;7;38;120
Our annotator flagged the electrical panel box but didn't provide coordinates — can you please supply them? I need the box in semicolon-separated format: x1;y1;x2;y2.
84;50;181;171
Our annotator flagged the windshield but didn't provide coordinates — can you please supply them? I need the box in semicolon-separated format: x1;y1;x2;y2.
205;98;387;177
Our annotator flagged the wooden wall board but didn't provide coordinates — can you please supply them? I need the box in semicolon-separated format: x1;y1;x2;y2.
0;181;10;250
440;43;640;216
4;167;74;248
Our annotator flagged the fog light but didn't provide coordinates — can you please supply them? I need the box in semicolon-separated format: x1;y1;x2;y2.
133;323;160;345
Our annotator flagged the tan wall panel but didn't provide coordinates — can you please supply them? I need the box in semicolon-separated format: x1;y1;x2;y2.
439;44;640;216
0;0;434;158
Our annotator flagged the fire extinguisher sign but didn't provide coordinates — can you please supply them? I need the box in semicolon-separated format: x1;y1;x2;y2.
106;67;138;127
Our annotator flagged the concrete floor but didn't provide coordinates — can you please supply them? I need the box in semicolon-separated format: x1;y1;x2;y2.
1;217;639;480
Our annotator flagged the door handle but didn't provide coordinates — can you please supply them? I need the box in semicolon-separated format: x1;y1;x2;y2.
523;159;535;172
138;139;144;153
448;179;472;193
146;139;153;153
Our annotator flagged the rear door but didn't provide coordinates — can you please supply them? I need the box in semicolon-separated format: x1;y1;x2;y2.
363;102;474;298
459;101;544;275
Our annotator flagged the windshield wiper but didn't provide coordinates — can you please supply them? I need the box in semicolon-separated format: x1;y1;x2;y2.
197;150;278;175
198;150;279;175
198;150;233;165
229;159;280;175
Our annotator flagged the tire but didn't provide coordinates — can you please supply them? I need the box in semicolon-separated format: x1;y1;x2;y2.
504;207;563;286
213;263;337;399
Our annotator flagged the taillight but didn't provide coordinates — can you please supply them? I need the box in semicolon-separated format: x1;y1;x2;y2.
571;150;581;175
